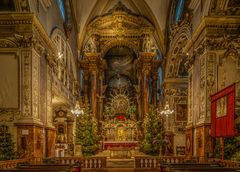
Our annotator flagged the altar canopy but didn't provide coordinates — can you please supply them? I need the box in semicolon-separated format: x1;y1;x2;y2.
211;84;236;137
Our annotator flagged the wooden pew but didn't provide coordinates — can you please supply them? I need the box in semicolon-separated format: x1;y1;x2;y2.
0;164;76;172
166;163;240;172
0;169;70;172
17;164;71;169
168;167;240;172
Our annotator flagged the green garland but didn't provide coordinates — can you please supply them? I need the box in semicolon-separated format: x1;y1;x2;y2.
214;136;240;160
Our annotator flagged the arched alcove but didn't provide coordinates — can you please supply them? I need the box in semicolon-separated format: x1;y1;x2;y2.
104;46;137;113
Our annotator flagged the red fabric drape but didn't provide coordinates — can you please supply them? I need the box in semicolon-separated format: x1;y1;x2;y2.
211;84;235;137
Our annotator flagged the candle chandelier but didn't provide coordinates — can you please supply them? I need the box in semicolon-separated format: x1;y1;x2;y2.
160;101;174;117
71;100;84;116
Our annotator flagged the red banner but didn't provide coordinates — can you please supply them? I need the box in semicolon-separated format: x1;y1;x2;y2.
211;84;236;137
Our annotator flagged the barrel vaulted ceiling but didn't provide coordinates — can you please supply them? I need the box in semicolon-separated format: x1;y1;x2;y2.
71;0;170;53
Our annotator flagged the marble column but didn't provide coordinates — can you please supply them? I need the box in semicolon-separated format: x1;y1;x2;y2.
91;70;97;117
98;73;104;120
83;71;89;104
152;74;157;107
138;52;155;116
80;53;101;118
143;67;150;115
151;60;161;107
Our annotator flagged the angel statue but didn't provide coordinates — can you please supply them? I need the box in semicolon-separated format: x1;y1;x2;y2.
84;35;98;53
142;35;151;52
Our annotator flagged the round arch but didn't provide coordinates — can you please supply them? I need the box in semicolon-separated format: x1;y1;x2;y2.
50;27;77;80
101;40;139;58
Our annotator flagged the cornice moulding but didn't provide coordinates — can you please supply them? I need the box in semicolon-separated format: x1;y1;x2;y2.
184;16;240;52
0;13;57;55
163;78;188;85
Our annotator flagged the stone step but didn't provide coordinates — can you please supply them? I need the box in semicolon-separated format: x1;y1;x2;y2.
107;168;134;172
107;159;134;168
107;169;159;172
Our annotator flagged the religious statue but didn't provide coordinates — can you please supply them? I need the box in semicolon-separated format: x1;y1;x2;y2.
84;35;99;53
142;35;151;52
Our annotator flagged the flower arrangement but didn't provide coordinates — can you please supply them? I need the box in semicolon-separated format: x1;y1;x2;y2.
116;114;126;121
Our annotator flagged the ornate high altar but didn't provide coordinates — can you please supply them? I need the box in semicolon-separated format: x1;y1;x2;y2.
102;117;138;149
101;116;139;158
100;88;139;158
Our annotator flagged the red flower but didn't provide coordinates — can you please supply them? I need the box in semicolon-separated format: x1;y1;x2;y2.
116;115;125;121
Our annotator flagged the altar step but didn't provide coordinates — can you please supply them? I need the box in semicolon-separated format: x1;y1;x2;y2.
107;159;134;168
106;168;159;172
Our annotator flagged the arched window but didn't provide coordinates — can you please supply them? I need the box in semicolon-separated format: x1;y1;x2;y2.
175;0;184;22
51;29;77;94
58;0;65;20
156;50;162;60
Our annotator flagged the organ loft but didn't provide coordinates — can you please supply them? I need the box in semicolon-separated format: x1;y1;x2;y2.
0;0;240;171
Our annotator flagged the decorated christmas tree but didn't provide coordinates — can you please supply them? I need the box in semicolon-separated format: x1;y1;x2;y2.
140;106;163;156
75;105;100;156
215;136;240;160
0;125;16;160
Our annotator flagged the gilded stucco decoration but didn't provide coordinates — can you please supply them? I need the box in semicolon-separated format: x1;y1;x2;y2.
0;39;18;48
167;26;191;78
32;50;40;120
210;0;240;16
22;51;31;117
83;2;155;55
12;0;30;12
187;72;193;124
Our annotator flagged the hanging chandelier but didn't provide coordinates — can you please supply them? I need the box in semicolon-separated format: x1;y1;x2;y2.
160;101;174;117
71;101;84;116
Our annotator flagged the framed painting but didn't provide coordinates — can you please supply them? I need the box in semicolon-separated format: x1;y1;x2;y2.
216;96;227;118
175;104;187;121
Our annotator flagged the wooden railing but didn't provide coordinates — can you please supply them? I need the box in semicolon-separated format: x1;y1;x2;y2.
209;158;240;168
53;157;82;165
135;156;187;169
0;159;28;169
0;157;43;169
160;156;185;164
54;157;106;169
135;157;159;169
29;157;43;164
81;157;107;168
